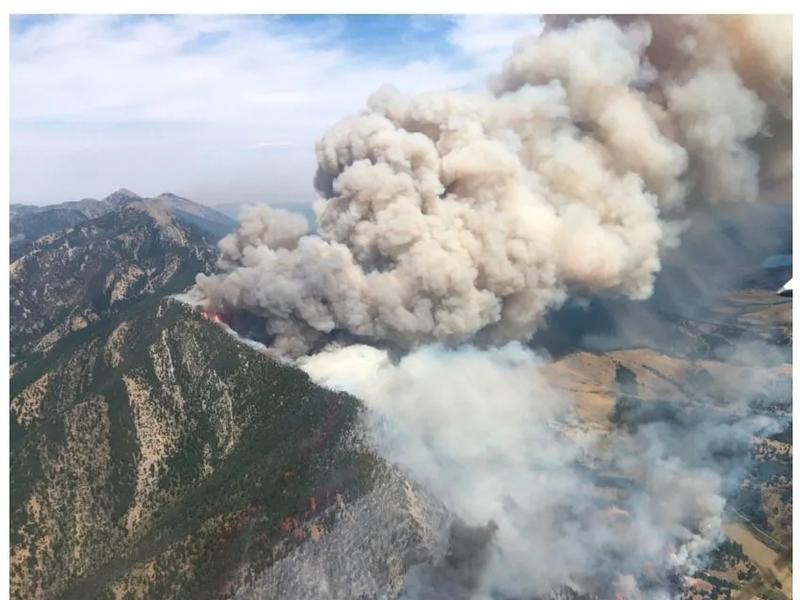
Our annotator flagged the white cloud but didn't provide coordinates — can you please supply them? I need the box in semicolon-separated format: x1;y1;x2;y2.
447;14;542;79
11;15;537;206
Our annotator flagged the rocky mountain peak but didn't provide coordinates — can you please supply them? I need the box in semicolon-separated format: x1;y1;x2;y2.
103;188;141;206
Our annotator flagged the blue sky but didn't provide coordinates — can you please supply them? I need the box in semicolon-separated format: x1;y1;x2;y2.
11;14;540;205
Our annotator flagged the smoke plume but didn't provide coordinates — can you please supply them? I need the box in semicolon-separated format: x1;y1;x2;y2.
299;342;788;598
190;14;792;599
196;15;791;355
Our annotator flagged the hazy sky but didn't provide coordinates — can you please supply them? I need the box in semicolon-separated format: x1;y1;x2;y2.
11;15;541;206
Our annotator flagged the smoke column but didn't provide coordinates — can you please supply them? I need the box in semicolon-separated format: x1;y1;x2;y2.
196;15;791;356
191;14;792;599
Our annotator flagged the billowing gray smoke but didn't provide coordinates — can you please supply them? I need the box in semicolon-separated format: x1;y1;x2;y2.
196;15;791;356
190;13;791;599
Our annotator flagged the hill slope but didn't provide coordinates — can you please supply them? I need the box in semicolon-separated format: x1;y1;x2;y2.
10;204;221;361
11;298;451;600
10;189;236;261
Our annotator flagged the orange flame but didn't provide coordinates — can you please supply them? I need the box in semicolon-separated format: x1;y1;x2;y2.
200;309;225;324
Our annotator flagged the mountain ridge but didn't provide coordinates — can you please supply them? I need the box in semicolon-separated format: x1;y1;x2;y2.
10;204;219;361
11;189;237;261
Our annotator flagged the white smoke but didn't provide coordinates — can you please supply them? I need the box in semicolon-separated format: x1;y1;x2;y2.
299;342;784;598
196;15;791;355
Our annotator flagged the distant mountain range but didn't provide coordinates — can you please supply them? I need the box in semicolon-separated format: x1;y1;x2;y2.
10;190;320;262
10;189;238;260
10;197;222;361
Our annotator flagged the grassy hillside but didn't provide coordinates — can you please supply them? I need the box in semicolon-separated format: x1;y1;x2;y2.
11;299;381;599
